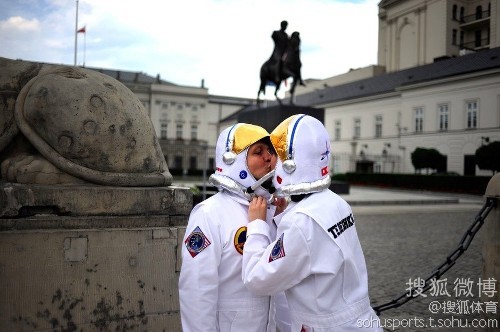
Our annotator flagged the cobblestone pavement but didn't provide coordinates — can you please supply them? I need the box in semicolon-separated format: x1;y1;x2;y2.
353;203;497;332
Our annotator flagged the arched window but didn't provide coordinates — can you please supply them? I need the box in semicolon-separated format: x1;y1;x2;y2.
476;6;482;19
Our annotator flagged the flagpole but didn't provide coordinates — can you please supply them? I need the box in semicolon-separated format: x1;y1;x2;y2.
74;0;79;66
83;31;86;67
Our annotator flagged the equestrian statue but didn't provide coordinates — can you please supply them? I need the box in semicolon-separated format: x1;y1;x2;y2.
257;21;305;105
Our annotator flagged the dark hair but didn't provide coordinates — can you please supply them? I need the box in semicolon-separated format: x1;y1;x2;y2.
290;193;311;202
280;21;288;29
255;136;276;155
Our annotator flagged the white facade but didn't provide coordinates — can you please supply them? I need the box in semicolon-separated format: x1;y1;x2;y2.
288;0;500;176
112;75;252;173
316;68;500;176
378;0;499;72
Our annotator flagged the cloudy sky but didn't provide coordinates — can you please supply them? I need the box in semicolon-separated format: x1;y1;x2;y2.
0;0;380;99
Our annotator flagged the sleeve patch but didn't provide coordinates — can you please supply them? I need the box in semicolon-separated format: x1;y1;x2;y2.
269;233;285;262
185;226;211;258
234;226;247;255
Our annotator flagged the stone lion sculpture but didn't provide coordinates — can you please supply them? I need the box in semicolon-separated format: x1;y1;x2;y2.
0;57;172;186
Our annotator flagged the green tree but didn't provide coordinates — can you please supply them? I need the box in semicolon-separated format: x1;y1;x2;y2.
411;148;447;174
411;148;427;173
475;141;500;174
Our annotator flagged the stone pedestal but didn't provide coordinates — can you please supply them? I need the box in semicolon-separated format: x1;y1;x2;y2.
0;183;191;331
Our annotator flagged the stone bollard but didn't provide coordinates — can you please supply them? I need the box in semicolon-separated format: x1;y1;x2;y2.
483;173;500;328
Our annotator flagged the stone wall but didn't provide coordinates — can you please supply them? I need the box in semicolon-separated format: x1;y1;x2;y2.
0;184;190;331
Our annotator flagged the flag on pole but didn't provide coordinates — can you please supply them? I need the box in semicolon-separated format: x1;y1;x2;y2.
77;26;86;33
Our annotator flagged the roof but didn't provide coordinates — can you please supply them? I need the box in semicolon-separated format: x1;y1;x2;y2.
293;47;500;106
378;0;404;9
87;67;176;86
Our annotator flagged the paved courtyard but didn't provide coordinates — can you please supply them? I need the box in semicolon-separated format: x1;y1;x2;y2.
350;191;494;332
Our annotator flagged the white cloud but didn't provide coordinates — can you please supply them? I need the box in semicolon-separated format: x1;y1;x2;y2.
0;0;380;98
0;16;39;31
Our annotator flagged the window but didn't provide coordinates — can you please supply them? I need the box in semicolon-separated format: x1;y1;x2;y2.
189;156;197;170
452;4;457;20
176;124;183;139
334;120;341;141
460;7;465;22
476;6;482;19
460;30;465;47
475;30;482;47
191;124;198;140
452;29;457;45
466;100;478;129
161;123;167;139
375;115;383;138
414;107;424;132
353;118;361;139
438;104;449;131
174;155;183;169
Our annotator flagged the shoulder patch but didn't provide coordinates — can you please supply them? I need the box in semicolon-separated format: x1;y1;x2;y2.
269;233;285;262
185;226;211;258
234;226;247;255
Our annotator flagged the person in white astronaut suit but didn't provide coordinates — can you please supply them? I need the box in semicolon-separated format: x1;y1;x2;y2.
179;123;291;332
242;115;382;332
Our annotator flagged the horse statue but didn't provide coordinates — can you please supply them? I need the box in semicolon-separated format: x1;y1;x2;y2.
257;31;305;105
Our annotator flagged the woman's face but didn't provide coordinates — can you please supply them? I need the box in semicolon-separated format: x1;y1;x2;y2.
247;142;276;180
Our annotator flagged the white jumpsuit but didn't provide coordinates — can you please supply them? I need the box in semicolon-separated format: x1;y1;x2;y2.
179;190;279;332
243;189;382;332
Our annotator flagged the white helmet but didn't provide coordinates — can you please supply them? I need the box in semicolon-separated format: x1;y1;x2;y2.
209;123;274;200
270;114;331;197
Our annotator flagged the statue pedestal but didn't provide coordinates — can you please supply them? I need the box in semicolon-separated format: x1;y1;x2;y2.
237;104;324;132
0;183;191;331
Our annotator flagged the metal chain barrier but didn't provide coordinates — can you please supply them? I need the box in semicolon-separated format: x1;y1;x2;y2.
373;197;497;316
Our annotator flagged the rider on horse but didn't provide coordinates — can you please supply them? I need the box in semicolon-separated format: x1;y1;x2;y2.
257;21;305;104
271;21;290;82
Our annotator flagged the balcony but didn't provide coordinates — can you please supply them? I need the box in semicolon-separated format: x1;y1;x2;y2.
460;38;490;51
459;11;490;29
